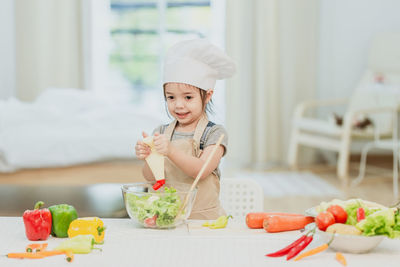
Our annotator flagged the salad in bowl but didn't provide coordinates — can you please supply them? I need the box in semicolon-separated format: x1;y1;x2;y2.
308;198;400;253
313;198;400;238
122;182;197;229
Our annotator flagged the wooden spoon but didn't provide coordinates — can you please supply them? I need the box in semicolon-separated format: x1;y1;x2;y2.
178;134;225;216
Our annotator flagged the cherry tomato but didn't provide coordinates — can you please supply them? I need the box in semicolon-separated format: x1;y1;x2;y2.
327;205;348;224
315;211;335;231
144;215;157;228
357;207;365;222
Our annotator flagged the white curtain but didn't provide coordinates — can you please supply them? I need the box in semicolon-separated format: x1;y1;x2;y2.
225;0;319;170
15;0;83;101
0;0;15;100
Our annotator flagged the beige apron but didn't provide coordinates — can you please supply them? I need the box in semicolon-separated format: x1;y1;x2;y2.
164;116;225;220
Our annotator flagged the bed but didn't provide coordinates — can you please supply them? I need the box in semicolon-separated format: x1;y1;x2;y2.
0;88;163;173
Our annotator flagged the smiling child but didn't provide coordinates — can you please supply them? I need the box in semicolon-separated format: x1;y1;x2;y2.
135;39;235;219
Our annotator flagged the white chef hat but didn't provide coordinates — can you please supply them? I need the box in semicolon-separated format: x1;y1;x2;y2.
163;39;236;90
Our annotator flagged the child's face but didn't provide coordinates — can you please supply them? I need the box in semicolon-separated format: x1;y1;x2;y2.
164;83;210;129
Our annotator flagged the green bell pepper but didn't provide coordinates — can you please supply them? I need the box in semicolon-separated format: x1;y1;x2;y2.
49;204;78;237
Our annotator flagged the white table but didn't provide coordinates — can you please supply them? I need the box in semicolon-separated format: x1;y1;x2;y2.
1;217;400;267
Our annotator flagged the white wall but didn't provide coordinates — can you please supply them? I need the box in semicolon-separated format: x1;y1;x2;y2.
318;0;400;103
0;0;15;99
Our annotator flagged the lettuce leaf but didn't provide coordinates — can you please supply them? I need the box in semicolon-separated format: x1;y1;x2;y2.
356;209;395;238
344;201;375;226
392;211;400;238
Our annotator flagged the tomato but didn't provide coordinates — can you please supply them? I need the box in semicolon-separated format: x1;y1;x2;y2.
327;205;348;224
144;215;157;228
315;211;335;231
357;207;365;222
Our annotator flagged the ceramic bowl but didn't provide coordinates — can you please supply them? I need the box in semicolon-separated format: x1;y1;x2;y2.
122;182;197;229
316;228;385;254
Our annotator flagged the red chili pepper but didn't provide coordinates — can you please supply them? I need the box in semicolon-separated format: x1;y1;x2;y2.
266;234;307;257
286;235;313;260
357;207;365;222
23;201;52;241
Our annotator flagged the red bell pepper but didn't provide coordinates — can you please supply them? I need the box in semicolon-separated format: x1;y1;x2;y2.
23;201;52;241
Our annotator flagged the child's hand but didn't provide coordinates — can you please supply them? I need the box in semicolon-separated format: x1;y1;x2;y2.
135;132;151;160
153;133;171;156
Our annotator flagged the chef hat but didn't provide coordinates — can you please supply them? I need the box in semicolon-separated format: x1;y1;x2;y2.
163;39;236;90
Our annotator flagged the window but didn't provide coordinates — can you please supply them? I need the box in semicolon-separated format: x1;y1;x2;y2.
84;0;226;123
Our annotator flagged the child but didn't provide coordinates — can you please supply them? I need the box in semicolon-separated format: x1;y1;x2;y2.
135;39;236;219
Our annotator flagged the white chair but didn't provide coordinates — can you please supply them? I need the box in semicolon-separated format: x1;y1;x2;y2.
353;109;400;200
288;33;400;186
220;178;264;219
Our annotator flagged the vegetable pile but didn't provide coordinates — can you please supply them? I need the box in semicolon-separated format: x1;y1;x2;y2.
265;198;400;264
9;200;106;263
126;186;182;228
316;198;400;238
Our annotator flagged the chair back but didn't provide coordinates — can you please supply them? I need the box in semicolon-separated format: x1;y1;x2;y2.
348;33;400;135
220;178;264;219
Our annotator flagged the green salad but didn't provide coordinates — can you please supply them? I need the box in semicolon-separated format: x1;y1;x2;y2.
126;186;182;227
317;198;400;238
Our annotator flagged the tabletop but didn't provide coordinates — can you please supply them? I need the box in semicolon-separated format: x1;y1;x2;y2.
1;217;400;267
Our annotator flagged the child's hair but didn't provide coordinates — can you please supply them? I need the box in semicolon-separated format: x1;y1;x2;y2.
163;84;214;117
199;88;214;115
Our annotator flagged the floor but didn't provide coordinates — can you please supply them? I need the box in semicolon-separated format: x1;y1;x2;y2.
0;158;397;217
263;163;398;214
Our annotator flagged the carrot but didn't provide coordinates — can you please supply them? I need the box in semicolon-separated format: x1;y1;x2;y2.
263;215;315;233
293;243;329;261
335;252;347;266
65;250;74;262
8;245;71;262
246;212;305;229
38;250;66;257
6;252;45;259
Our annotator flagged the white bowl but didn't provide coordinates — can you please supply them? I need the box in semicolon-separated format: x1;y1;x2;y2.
305;206;318;217
317;228;385;254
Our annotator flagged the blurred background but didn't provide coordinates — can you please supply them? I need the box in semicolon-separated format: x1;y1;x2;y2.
1;0;400;217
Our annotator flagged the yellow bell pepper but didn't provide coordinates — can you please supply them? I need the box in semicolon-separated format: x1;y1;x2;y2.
202;215;233;229
67;217;106;244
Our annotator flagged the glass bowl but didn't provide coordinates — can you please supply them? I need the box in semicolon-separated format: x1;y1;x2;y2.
121;182;197;229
